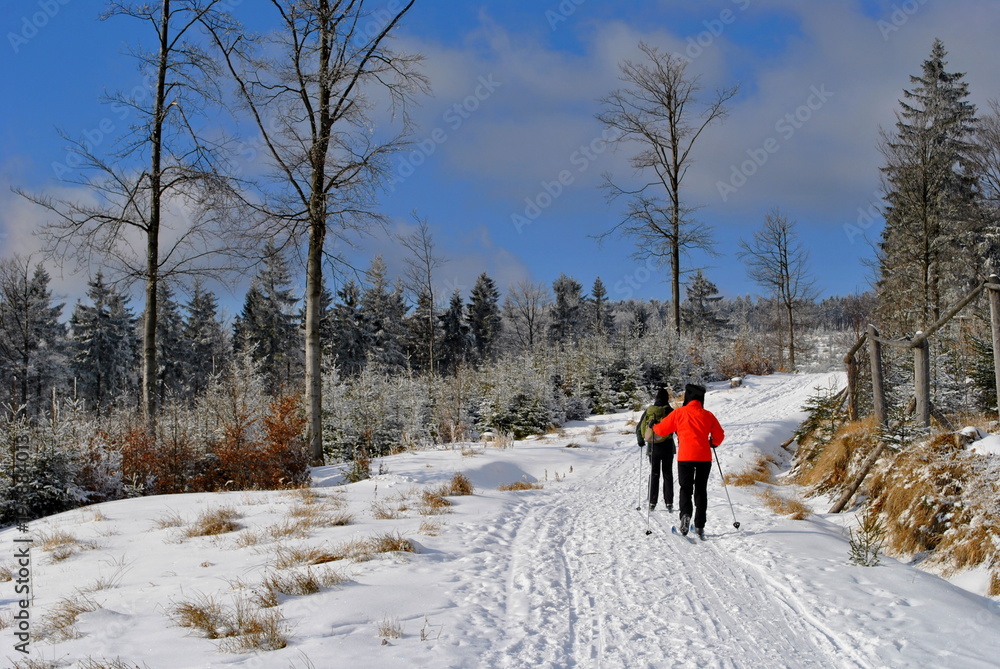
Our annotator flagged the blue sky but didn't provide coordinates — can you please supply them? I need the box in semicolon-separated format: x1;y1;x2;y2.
3;0;1000;315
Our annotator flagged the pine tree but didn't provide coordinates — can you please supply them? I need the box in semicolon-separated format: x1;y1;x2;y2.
359;256;407;371
0;259;67;414
467;273;502;362
549;274;584;347
233;241;301;392
182;280;229;397
439;290;470;374
586;277;614;337
878;39;980;332
69;271;139;411
683;269;726;333
154;282;186;403
404;287;440;373
328;280;369;376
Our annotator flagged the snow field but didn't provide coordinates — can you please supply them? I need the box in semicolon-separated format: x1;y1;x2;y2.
3;372;1000;668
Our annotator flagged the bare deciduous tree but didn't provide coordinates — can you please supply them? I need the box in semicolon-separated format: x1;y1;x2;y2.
17;0;244;430
598;41;737;335
738;208;817;370
399;213;446;374
503;281;551;353
206;0;428;463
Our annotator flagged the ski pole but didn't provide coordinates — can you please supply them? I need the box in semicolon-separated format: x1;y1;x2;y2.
645;457;653;536
635;444;645;512
712;447;741;530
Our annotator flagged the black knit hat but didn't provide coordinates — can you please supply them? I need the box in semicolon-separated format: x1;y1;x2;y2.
683;383;706;406
653;387;670;406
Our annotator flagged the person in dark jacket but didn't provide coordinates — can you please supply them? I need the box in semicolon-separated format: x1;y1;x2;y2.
637;387;675;511
652;383;725;538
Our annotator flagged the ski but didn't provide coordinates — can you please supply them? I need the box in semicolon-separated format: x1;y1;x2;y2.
671;526;696;544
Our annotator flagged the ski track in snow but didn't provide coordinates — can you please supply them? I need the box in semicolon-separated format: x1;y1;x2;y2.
446;373;880;668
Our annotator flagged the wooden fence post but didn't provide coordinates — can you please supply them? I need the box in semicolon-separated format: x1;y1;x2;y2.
989;275;1000;425
868;324;886;427
913;335;930;428
846;354;859;421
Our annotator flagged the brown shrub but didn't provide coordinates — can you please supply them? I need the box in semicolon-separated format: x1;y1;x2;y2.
446;472;474;496
186;507;241;538
793;417;878;494
725;457;775;487
498;480;543;491
757;488;811;520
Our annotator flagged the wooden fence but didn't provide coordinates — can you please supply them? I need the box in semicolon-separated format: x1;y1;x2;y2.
830;274;1000;513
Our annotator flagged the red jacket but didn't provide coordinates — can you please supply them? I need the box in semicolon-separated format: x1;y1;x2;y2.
652;400;724;462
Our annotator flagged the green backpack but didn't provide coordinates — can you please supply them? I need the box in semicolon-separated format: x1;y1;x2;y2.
640;405;671;444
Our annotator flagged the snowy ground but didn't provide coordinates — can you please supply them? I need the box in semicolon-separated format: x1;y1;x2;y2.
4;372;1000;668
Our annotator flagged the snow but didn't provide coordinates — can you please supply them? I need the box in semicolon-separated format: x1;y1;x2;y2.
4;372;1000;668
968;433;1000;456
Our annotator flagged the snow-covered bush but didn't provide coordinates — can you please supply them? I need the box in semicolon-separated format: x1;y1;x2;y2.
475;354;555;439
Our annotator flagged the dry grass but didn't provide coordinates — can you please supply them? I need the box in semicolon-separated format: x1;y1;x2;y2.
446;472;475;496
154;510;186;529
498;480;543;491
170;594;288;652
793;416;878;493
0;565;13;582
0;611;11;630
274;545;342;569
725;456;776;487
419;489;453;515
460;444;480;457
267;520;310;541
376;615;403;639
371;499;406;520
235;529;264;548
757;488;811;520
36;529;93;562
12;660;62;669
185;506;241;538
419;519;442;536
990;570;1000;597
587;425;603;442
43;593;102;640
78;659;147;669
368;531;415;554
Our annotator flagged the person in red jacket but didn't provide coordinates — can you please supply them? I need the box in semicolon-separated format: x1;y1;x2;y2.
651;383;724;538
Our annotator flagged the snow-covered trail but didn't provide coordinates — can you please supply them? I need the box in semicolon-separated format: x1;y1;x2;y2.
439;374;858;668
438;373;1000;668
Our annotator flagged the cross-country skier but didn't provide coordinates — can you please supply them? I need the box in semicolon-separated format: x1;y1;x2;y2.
651;383;725;539
636;387;675;511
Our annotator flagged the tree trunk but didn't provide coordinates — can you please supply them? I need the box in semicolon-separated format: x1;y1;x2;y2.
786;300;795;370
305;217;324;464
143;0;171;433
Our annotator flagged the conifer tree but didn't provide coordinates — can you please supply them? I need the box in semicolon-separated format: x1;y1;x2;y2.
586;277;614;337
360;256;407;371
878;39;980;331
329;280;369;376
154;282;186;403
467;273;502;362
549;274;584;347
405;288;440;373
0;258;67;414
683;269;726;333
70;271;139;411
233;241;301;392
182;280;229;397
439;290;470;374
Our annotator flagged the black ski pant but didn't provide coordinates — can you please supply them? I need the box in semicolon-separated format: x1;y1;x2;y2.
647;444;674;508
677;461;712;529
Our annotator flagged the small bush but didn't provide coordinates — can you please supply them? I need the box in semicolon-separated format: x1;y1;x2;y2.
369;531;415;554
419;490;453;515
849;508;886;567
377;616;403;639
274;546;342;569
725;457;776;487
171;594;288;652
757;488;810;520
498;480;543;491
446;472;474;496
186;507;241;538
43;593;102;640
